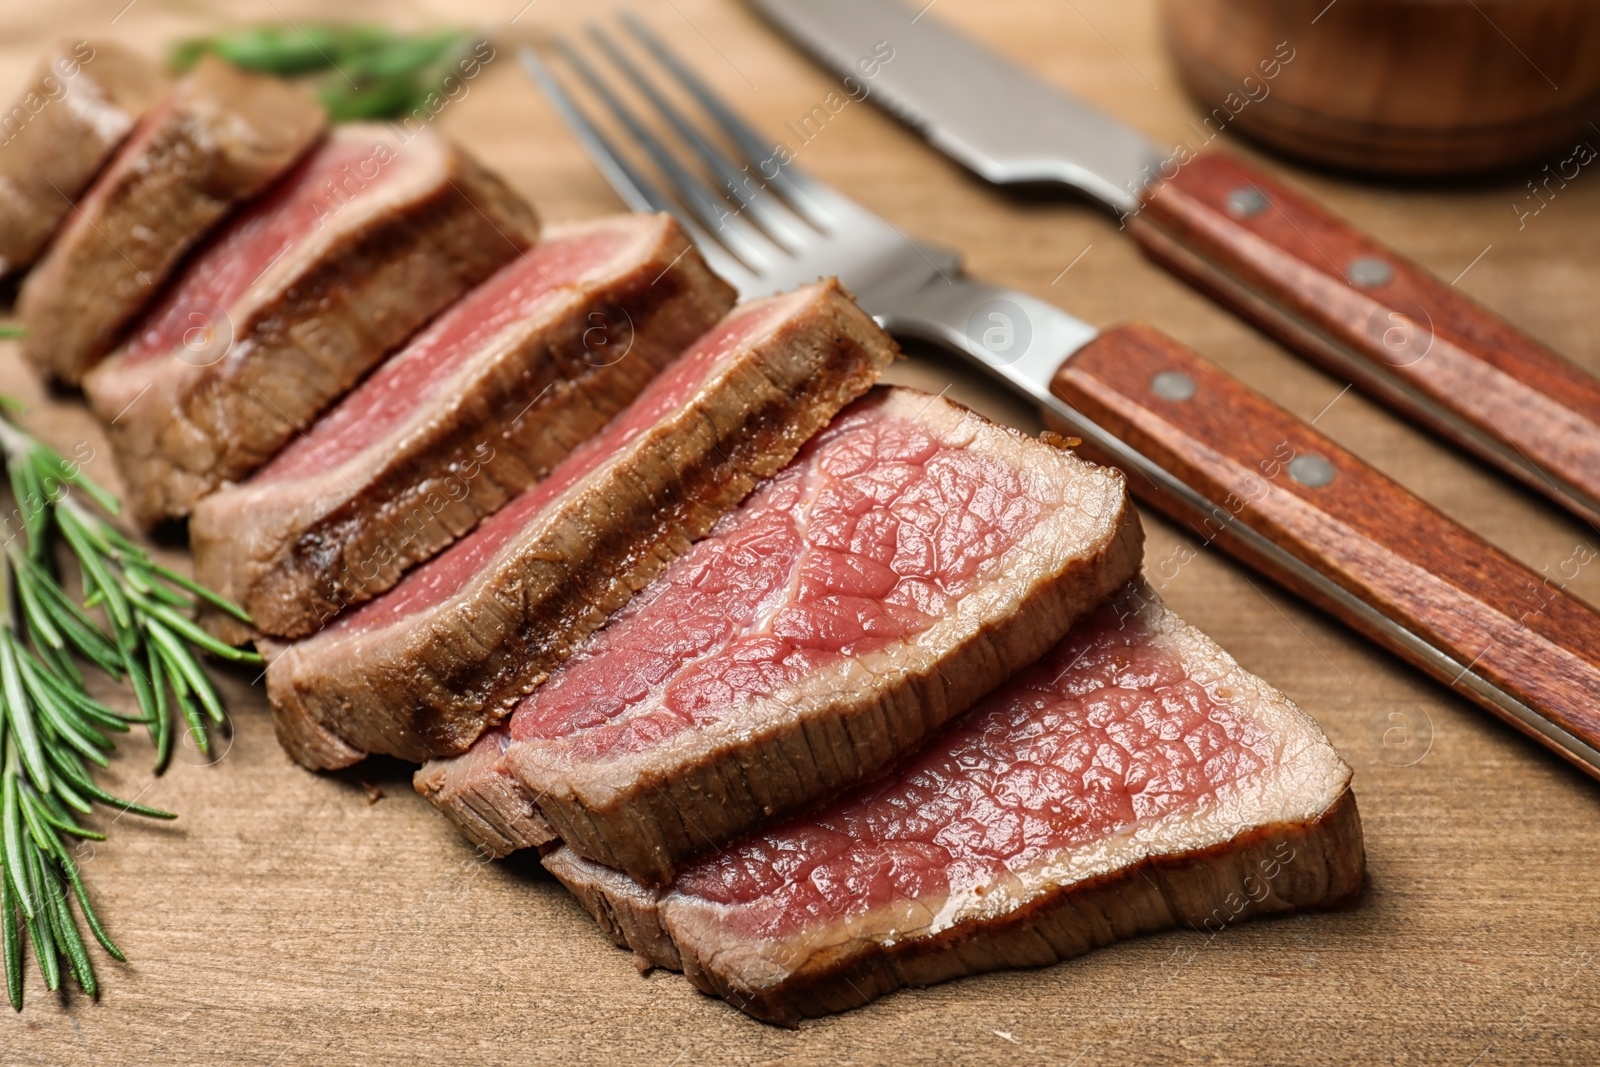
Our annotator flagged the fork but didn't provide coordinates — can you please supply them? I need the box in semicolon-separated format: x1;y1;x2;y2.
517;19;1600;780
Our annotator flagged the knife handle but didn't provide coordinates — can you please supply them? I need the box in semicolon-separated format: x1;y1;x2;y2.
1125;149;1600;527
1049;322;1600;778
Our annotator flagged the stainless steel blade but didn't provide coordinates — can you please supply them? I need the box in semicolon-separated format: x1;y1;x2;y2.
745;0;1165;215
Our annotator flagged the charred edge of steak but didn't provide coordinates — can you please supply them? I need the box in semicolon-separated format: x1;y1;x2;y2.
109;145;540;527
264;633;367;770
217;231;735;641
549;788;1365;1028
269;282;898;770
20;58;326;384
413;745;560;858
547;850;686;973
536;497;1146;887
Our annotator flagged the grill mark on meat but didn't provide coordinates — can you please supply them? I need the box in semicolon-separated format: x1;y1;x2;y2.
419;387;1143;885
19;55;325;383
252;231;634;479
319;291;809;637
82;124;540;526
269;279;896;770
189;214;735;640
114;136;398;367
544;583;1363;1026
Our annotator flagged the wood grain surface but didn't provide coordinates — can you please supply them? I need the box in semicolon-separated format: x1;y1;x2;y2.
2;1;1599;1064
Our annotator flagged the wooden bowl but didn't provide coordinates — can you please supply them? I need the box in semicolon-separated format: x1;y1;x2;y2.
1160;0;1600;176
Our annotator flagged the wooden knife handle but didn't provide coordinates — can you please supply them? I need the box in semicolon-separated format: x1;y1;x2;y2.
1050;322;1600;778
1126;148;1600;527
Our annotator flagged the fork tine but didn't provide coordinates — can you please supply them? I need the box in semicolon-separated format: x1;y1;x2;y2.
554;37;782;273
618;11;838;231
586;23;815;253
518;46;756;292
519;46;664;216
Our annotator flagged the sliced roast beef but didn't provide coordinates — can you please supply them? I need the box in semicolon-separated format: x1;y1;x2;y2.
545;582;1365;1026
19;55;324;383
0;41;166;277
267;279;896;771
418;386;1144;884
82;123;540;527
190;214;734;642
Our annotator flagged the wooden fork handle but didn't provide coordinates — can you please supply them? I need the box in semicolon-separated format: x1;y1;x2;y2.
1126;148;1600;527
1048;322;1600;778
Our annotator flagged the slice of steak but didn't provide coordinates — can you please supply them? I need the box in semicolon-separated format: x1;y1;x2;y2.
0;41;166;277
420;386;1144;884
190;214;734;642
18;55;325;383
267;279;896;771
83;123;540;527
545;582;1365;1026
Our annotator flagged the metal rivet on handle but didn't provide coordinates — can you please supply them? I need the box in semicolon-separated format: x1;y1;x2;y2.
1288;454;1336;488
1151;370;1196;401
1226;186;1269;218
1345;255;1394;288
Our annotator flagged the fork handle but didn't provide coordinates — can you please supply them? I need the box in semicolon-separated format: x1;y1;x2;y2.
1049;322;1600;779
1126;149;1600;526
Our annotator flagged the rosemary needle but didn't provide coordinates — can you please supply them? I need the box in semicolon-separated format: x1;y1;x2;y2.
0;401;257;1007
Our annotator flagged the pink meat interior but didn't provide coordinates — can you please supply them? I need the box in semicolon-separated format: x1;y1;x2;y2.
325;289;809;638
671;598;1273;941
256;225;639;483
119;134;399;365
505;392;1050;762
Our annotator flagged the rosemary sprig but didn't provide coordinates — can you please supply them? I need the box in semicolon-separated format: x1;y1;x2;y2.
170;25;476;122
0;405;259;1007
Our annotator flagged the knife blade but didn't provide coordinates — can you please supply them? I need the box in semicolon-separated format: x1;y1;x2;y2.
747;0;1163;213
748;0;1600;529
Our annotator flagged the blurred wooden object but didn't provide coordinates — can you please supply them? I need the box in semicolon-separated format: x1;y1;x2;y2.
1161;0;1600;175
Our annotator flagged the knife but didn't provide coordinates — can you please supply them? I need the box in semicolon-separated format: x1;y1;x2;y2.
746;0;1600;529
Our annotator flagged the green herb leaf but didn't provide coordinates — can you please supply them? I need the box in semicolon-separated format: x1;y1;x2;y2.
0;397;251;1006
170;23;479;122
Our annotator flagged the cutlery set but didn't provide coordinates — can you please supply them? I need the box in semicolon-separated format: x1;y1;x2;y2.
522;3;1600;779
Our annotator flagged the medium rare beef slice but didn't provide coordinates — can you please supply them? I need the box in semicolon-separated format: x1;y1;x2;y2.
83;124;540;526
545;583;1365;1026
190;213;734;642
0;41;166;277
268;279;896;771
421;386;1144;882
19;55;324;383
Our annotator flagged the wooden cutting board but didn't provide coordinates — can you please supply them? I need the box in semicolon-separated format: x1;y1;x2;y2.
3;1;1598;1063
